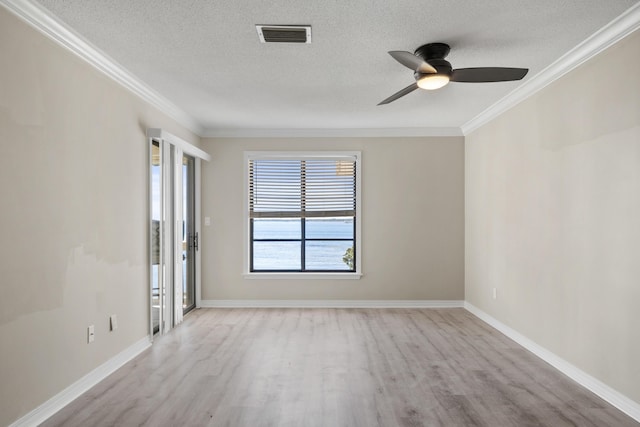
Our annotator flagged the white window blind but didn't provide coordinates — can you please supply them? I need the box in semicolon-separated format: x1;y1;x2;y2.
249;157;357;219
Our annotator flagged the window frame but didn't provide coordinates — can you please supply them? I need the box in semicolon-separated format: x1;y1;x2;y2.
243;151;362;280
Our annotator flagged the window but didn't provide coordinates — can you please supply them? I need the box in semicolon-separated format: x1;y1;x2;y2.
245;152;361;277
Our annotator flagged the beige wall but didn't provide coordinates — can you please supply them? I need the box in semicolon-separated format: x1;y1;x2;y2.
201;136;465;301
0;8;200;426
465;29;640;403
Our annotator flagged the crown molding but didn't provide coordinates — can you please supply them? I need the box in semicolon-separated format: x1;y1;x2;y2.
201;126;463;138
1;0;204;136
461;2;640;136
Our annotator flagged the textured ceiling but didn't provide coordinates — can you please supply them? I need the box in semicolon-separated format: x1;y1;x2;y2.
35;0;639;135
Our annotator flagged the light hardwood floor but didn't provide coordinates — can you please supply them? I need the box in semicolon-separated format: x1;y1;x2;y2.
43;308;638;427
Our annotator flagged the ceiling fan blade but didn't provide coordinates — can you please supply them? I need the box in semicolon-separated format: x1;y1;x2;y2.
451;67;528;83
377;82;419;105
388;51;437;74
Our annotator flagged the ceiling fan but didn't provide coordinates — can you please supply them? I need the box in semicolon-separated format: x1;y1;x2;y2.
378;42;528;105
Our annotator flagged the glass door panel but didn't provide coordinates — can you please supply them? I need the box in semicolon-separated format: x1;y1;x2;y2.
182;154;196;314
150;141;162;334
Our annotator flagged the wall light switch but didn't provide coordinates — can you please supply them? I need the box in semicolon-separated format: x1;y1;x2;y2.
204;217;211;226
88;325;95;343
110;315;118;331
492;288;497;300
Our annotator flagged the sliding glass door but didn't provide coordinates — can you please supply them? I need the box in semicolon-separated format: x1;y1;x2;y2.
149;129;209;337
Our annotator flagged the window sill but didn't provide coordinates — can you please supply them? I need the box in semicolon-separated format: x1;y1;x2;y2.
243;272;362;280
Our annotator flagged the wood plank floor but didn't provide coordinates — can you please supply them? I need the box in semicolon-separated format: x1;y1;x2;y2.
42;308;638;427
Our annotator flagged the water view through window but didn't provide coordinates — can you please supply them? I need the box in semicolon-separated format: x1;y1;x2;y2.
252;218;354;271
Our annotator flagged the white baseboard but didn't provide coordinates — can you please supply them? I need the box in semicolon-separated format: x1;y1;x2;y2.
464;302;640;423
9;336;151;427
199;299;464;308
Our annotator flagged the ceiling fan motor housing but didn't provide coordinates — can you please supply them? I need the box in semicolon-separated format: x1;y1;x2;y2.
414;43;452;77
415;43;451;60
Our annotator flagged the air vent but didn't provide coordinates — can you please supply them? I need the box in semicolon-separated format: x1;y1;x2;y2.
256;25;311;44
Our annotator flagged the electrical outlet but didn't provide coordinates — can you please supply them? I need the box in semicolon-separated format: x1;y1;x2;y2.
110;315;118;331
492;288;497;300
88;325;95;343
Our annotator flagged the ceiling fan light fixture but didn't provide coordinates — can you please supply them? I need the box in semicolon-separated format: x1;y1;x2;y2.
417;73;450;90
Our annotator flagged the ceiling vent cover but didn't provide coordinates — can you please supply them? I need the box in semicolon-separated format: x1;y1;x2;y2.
256;25;311;43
